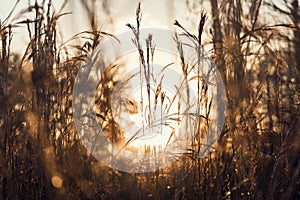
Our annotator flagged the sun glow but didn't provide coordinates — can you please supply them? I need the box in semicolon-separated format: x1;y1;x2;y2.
109;51;183;152
106;48;218;153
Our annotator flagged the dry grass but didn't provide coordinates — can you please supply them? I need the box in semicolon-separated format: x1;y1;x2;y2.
0;0;299;199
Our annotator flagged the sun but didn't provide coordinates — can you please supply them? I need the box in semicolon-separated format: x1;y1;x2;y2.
105;49;213;154
109;52;183;152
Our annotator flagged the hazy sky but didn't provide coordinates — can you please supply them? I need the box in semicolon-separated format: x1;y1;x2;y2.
0;0;290;54
0;0;213;52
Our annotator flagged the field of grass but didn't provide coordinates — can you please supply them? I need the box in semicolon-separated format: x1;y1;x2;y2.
0;0;299;199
